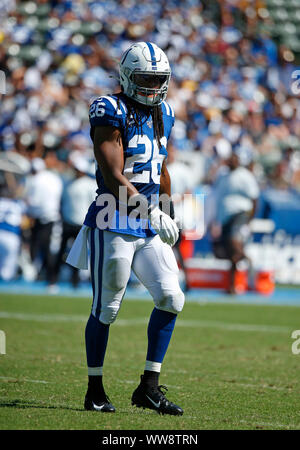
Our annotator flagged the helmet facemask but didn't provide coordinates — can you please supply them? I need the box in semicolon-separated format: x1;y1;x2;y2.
130;71;170;106
119;42;171;106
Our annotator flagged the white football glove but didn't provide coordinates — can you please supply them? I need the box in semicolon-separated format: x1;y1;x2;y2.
149;206;179;246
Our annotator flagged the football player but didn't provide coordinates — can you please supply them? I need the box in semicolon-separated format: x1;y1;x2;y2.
67;42;184;415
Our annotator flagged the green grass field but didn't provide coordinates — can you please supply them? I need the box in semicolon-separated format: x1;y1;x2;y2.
1;292;300;430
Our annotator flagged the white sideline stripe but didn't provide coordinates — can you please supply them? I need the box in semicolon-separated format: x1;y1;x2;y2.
0;311;291;333
0;376;49;384
221;381;295;392
175;321;291;333
238;419;298;429
0;311;88;322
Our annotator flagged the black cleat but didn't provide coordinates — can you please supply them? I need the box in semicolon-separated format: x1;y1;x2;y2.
131;375;183;416
84;392;115;413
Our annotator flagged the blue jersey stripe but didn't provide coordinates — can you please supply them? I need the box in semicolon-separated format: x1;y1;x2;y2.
90;228;96;314
146;42;157;70
0;223;21;235
95;228;104;319
90;228;104;320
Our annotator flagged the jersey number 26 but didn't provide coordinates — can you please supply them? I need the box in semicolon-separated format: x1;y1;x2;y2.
123;135;167;184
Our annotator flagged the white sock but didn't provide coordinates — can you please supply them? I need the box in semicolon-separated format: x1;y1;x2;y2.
88;366;103;376
144;361;161;372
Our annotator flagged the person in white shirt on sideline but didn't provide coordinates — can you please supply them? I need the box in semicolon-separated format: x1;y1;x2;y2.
24;151;63;285
211;151;260;294
166;143;195;291
53;153;96;287
0;183;26;281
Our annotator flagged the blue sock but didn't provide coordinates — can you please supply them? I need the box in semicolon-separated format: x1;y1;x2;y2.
146;307;177;364
85;314;109;369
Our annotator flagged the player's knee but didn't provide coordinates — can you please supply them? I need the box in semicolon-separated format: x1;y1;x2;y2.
156;290;185;314
103;257;130;292
99;305;120;324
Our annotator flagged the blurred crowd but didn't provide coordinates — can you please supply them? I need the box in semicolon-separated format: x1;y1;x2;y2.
1;0;300;285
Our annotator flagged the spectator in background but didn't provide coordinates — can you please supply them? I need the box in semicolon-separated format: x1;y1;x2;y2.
167;142;196;291
24;151;63;287
211;152;259;294
53;152;96;288
0;181;26;280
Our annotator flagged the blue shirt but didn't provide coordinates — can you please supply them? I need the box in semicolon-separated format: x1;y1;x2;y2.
84;93;175;238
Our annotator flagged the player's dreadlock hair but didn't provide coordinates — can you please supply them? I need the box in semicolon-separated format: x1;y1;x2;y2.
116;92;164;149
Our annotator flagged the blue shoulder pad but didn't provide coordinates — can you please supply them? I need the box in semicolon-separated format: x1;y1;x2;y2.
89;95;127;129
161;100;175;139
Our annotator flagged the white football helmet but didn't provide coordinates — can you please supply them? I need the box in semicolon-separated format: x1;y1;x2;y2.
119;42;171;106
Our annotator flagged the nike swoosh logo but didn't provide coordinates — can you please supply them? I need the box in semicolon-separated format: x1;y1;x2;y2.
92;401;106;411
146;395;160;408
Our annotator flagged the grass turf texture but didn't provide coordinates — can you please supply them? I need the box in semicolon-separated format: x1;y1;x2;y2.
0;293;300;430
